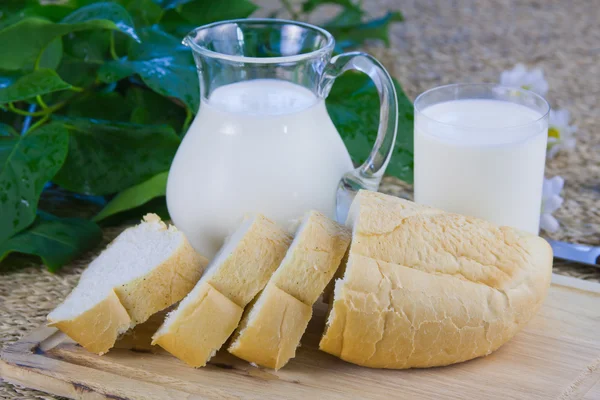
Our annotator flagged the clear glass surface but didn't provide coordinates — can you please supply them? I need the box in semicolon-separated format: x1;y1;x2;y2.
168;19;399;256
414;83;550;234
184;19;335;100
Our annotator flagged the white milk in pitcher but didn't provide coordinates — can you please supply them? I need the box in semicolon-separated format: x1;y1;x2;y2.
415;99;547;233
167;79;353;257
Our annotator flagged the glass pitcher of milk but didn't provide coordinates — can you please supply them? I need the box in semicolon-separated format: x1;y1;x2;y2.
167;19;398;257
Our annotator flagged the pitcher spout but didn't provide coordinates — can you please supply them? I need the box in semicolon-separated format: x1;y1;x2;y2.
182;34;193;48
182;27;205;52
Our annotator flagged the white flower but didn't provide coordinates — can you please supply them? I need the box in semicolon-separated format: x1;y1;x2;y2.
500;63;549;96
547;109;577;158
539;176;564;233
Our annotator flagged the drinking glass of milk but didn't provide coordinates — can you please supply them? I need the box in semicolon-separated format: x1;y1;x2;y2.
414;83;550;234
167;19;398;257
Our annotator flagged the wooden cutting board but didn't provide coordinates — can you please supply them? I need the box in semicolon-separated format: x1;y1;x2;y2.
2;274;600;400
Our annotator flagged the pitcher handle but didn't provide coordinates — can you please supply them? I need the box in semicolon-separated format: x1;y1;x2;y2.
320;52;398;223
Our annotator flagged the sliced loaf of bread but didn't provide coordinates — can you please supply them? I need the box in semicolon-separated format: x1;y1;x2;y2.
319;190;553;369
47;214;208;355
152;214;291;367
228;211;351;369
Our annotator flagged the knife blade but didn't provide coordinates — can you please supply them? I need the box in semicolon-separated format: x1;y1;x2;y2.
546;239;600;268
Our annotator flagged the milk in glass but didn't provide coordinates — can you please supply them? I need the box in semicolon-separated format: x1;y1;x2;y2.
414;98;548;233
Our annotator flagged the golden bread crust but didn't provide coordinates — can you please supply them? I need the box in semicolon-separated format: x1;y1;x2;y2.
320;191;552;369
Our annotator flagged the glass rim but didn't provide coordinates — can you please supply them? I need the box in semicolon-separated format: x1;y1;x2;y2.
414;83;551;131
184;18;336;64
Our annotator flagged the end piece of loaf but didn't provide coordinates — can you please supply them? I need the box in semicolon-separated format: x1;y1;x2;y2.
228;211;351;369
319;190;553;369
152;214;291;367
47;214;208;355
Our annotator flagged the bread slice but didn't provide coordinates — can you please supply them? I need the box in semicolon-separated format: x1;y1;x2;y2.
47;214;208;355
152;214;292;367
228;211;350;369
319;190;553;369
228;283;312;369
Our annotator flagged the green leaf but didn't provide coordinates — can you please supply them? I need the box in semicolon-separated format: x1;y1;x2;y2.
38;37;63;70
0;70;21;89
0;122;69;243
64;92;132;121
322;7;363;28
0;214;102;272
157;9;193;37
176;0;257;25
125;86;186;128
61;2;139;41
0;9;30;32
326;73;413;183
326;11;404;50
0;69;71;105
94;171;167;222
119;0;164;27
45;56;99;108
56;56;99;88
0;123;17;137
0;1;79;29
0;110;20;134
53;117;180;195
28;4;80;21
0;3;139;71
97;196;169;226
153;0;194;9
160;0;257;36
96;60;135;82
127;25;189;61
63;30;110;63
101;58;199;112
98;26;199;112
